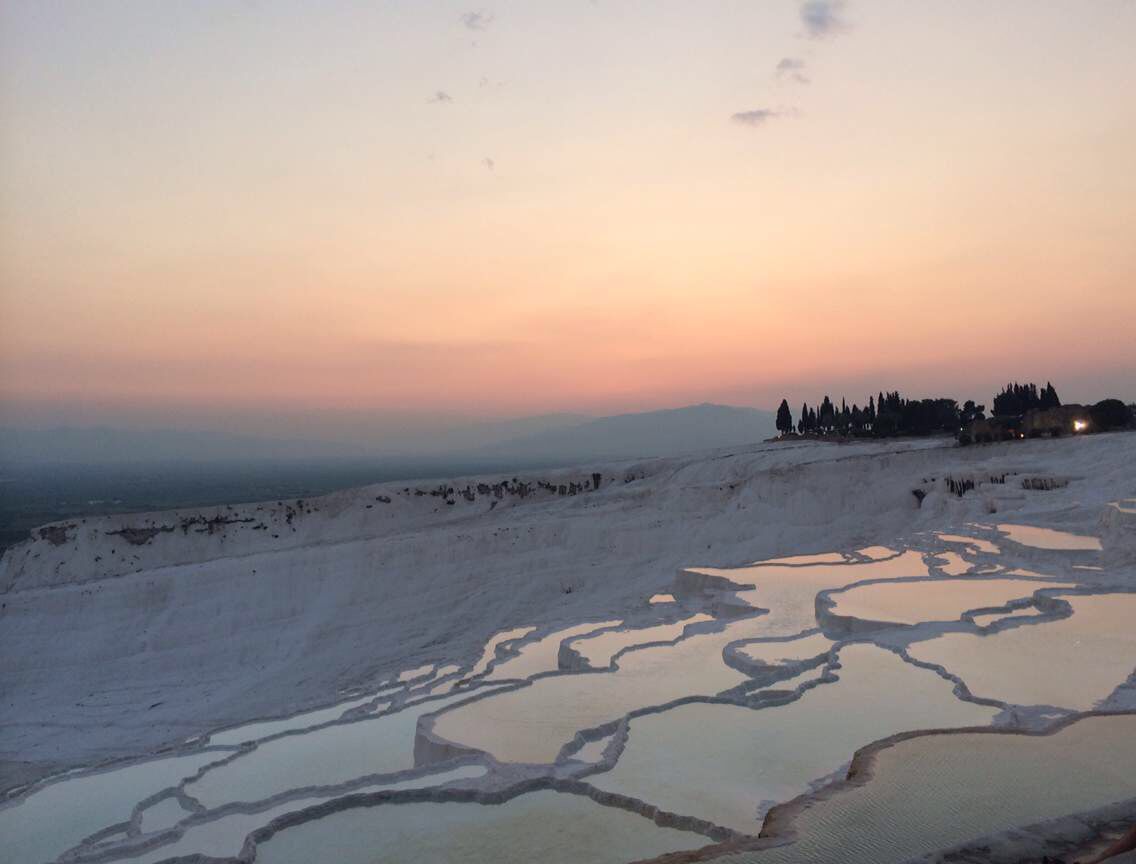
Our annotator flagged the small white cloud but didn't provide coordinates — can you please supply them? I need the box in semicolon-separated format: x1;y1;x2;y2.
428;91;453;104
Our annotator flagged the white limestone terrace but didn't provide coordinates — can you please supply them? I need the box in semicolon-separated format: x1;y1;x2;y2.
15;534;1129;864
1;432;1135;864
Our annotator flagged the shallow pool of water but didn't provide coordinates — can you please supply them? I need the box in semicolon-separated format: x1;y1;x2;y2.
125;765;488;864
573;732;618;763
829;578;1067;626
186;689;503;808
930;551;972;575
432;610;796;764
138;795;191;835
398;663;435;682
589;644;996;835
0;750;222;864
567;614;714;669
487;620;620;680
735;633;833;669
728;714;1136;864
855;547;898;560
469;627;537;677
698;551;930;630
996;524;1102;551
969;605;1043;628
255;789;707;864
433;555;933;764
907;593;1136;710
756;667;825;693
937;534;1000;555
208;687;401;747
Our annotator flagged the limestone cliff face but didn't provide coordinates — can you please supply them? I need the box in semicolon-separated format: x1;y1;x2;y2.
0;471;606;594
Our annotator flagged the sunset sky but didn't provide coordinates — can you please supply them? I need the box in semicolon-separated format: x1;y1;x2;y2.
2;1;1134;445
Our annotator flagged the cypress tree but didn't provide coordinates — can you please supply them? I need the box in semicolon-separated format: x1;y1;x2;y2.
776;399;794;436
820;396;835;432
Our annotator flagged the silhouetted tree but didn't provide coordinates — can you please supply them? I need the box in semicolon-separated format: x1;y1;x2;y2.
1090;399;1133;431
960;400;985;425
774;382;1083;445
874;409;897;436
819;396;835;433
776;399;794;436
1040;382;1061;410
993;382;1056;417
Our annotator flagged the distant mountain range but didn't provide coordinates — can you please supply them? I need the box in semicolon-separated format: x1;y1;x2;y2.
476;403;777;462
0;404;776;466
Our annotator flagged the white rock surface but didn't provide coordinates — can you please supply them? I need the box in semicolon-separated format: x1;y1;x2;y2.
2;432;1134;790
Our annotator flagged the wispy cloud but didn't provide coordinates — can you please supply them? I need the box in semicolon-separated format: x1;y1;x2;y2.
461;11;495;31
428;91;453;104
730;108;793;128
775;57;810;84
483;157;495;171
799;0;849;39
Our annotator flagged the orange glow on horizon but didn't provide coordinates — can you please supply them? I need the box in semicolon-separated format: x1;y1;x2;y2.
2;2;1134;430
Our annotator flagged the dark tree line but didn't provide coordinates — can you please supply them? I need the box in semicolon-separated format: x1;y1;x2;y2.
991;382;1060;417
773;380;1136;441
1091;398;1136;431
775;391;965;438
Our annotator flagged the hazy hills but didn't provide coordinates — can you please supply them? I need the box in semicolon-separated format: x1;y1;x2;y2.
477;403;777;462
0;404;775;466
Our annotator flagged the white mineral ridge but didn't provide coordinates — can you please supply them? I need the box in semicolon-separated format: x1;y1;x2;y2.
2;432;1134;786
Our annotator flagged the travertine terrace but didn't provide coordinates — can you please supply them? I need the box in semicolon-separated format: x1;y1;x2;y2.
2;433;1135;864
